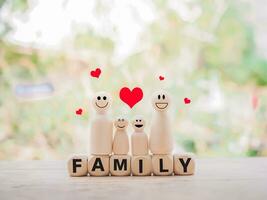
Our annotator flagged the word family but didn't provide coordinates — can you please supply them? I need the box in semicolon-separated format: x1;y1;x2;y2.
68;153;195;176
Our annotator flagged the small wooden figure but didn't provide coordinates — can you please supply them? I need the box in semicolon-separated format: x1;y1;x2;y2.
90;92;113;155
173;153;195;175
149;90;174;155
110;155;131;176
88;155;110;176
131;116;149;156
67;155;88;177
131;155;152;176
113;117;129;155
152;154;173;176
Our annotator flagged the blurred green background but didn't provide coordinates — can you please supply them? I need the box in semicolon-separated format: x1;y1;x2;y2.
0;0;267;160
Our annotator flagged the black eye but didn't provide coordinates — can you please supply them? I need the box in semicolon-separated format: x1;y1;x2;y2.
103;96;107;100
139;120;141;122
118;119;121;121
158;95;161;100
162;94;165;100
136;120;138;122
97;96;101;100
122;119;124;121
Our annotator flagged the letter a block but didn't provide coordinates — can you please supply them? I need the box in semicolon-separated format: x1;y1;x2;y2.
152;154;173;176
88;155;110;176
67;155;88;177
173;153;195;175
110;155;131;176
131;155;152;176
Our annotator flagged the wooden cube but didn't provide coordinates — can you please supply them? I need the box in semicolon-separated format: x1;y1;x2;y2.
88;155;110;176
67;155;88;177
110;155;131;176
173;153;195;175
152;154;173;176
131;155;152;176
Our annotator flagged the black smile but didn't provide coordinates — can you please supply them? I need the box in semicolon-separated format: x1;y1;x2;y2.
95;102;108;108
155;103;168;109
117;125;125;128
135;124;143;128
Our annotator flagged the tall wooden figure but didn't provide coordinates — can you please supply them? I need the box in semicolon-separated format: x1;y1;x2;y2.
149;90;174;175
131;116;151;176
110;117;131;176
88;91;113;176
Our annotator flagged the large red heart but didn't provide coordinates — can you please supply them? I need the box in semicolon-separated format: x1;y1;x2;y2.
90;68;101;78
119;87;143;108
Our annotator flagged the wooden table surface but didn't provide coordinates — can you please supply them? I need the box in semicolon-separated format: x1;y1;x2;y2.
0;158;267;200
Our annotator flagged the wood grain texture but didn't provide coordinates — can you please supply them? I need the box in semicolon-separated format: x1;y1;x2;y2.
0;158;267;200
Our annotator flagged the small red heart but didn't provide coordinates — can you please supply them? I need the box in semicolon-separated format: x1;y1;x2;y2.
119;87;143;109
75;108;83;115
159;76;164;81
90;68;101;78
184;98;191;104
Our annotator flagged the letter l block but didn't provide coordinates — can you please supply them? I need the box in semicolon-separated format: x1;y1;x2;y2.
152;154;173;176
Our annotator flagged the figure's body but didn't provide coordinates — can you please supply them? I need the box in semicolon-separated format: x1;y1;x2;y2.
90;92;113;155
113;117;129;155
131;116;149;156
149;90;173;154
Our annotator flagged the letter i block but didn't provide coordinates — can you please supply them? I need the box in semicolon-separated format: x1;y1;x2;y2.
173;153;195;175
88;155;110;176
67;155;88;177
131;155;152;176
152;154;173;176
110;155;131;176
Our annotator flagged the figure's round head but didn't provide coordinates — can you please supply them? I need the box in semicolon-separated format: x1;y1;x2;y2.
92;91;112;113
114;117;128;130
152;90;170;112
132;116;145;132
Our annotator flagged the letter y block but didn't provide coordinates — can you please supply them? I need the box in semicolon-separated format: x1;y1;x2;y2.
173;153;195;175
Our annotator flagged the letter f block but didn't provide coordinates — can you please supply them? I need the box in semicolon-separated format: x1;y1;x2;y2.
68;155;88;177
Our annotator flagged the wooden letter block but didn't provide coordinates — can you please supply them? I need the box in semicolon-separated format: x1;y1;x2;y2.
131;155;152;176
173;153;195;175
152;154;173;176
110;155;131;176
67;155;88;177
88;155;110;176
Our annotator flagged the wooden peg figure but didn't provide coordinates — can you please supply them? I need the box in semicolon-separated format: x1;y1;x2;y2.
149;90;174;155
131;116;149;156
90;91;113;155
113;117;129;155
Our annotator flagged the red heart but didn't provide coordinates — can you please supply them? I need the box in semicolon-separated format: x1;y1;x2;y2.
75;108;83;115
119;87;143;108
184;98;191;104
90;68;101;78
159;76;164;81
